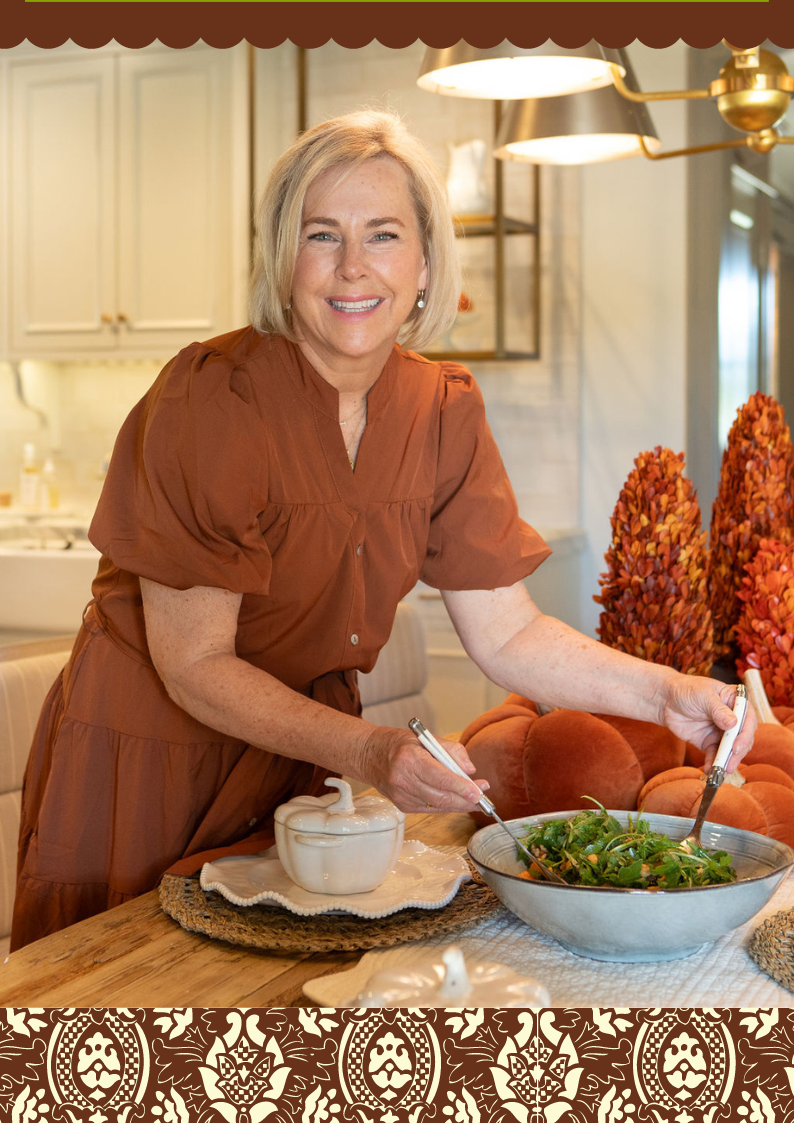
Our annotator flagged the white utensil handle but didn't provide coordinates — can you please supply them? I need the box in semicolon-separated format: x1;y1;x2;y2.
713;691;748;772
408;718;494;814
409;718;470;781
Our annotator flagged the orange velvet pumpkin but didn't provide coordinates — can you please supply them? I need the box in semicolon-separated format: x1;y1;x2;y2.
637;764;794;848
460;668;794;845
459;697;686;827
685;718;794;781
459;702;539;826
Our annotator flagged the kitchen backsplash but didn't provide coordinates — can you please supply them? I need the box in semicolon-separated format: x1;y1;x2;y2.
0;359;162;515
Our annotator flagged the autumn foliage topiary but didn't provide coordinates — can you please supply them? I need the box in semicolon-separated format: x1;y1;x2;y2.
735;537;794;705
708;393;794;658
594;446;714;675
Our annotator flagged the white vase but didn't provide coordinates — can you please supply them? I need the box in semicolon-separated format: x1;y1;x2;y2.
446;139;490;216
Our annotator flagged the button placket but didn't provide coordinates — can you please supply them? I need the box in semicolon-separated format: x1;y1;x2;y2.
345;514;365;652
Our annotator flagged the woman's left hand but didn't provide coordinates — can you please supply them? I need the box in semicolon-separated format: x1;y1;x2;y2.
659;677;757;772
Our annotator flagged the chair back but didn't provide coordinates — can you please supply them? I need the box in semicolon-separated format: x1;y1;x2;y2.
359;602;435;730
0;638;72;940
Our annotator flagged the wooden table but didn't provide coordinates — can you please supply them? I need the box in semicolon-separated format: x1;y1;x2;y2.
0;808;477;1007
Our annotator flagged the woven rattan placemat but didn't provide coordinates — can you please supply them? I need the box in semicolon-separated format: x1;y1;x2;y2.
748;907;794;993
159;861;503;953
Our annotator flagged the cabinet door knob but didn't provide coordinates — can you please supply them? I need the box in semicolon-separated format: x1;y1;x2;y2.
116;313;129;325
100;313;113;325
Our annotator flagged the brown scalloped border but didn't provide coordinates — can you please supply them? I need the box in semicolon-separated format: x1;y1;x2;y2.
3;5;793;55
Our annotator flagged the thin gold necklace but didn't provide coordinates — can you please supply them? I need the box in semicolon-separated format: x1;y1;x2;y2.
339;400;367;469
338;399;366;427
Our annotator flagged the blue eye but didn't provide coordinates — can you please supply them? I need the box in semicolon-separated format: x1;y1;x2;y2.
308;231;335;241
373;231;398;241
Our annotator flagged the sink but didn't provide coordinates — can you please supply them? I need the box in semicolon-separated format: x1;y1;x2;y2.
0;535;97;552
0;518;100;632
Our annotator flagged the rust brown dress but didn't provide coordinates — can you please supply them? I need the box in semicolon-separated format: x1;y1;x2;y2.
11;328;550;950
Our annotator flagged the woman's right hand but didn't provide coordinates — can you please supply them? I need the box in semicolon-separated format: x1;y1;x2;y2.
358;726;489;814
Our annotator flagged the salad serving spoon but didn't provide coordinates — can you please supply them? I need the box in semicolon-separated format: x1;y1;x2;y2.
408;717;567;885
682;685;749;850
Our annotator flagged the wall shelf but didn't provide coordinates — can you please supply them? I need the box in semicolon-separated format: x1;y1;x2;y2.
424;105;541;363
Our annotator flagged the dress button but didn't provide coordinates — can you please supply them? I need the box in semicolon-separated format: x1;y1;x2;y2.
356;544;362;556
350;633;359;645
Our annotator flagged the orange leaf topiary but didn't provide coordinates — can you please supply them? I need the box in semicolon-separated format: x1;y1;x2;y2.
594;446;713;675
735;538;794;706
707;393;794;658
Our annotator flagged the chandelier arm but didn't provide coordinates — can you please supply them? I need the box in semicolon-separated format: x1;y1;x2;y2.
611;66;711;104
638;134;756;161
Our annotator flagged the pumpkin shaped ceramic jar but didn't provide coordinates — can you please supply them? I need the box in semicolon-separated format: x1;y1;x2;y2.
275;778;405;895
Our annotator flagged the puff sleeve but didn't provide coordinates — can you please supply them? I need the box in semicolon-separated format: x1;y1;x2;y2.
419;366;551;590
89;343;273;593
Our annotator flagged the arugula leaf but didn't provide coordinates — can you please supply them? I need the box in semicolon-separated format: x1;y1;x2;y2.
516;803;738;889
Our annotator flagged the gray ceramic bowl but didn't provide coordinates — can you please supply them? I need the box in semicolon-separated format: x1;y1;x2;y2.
468;810;794;962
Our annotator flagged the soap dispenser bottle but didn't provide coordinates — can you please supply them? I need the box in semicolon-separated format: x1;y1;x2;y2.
19;443;40;510
42;457;60;510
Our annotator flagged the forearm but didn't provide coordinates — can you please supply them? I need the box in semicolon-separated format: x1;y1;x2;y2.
480;610;678;723
444;582;753;766
140;578;487;813
162;651;375;780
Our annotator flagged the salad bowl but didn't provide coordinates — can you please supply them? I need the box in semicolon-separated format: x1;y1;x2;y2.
468;809;793;962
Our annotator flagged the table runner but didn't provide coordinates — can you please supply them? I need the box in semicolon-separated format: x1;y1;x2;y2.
304;867;794;1007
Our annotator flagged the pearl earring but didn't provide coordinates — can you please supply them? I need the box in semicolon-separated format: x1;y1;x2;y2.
416;290;426;309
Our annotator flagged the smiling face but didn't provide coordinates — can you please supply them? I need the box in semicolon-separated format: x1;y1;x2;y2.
290;156;429;386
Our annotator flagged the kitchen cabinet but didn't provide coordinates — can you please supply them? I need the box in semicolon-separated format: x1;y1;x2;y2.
6;45;249;359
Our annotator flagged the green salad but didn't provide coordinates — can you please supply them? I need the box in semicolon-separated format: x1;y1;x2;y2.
517;803;737;889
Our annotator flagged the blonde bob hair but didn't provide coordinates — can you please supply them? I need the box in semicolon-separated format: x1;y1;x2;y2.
249;109;461;351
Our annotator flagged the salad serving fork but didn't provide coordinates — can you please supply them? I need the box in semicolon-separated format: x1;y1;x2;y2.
408;717;566;885
682;685;749;851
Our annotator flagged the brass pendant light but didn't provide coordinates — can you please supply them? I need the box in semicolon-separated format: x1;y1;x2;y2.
494;51;660;165
417;41;794;162
606;43;794;159
417;42;626;101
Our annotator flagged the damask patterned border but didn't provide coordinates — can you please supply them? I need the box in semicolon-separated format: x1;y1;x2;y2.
2;1007;793;1123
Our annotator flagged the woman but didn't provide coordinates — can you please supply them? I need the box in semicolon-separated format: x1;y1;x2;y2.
12;110;755;951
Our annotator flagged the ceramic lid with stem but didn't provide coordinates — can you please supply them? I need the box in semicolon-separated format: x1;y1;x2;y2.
353;944;551;1008
274;777;406;835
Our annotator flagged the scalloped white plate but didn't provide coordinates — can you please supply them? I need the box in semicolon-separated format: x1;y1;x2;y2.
199;839;470;918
